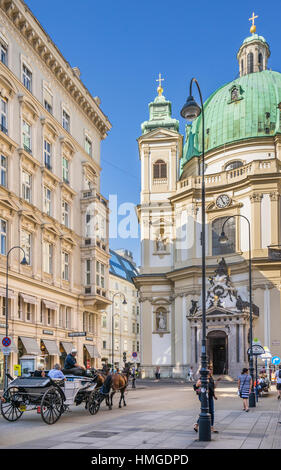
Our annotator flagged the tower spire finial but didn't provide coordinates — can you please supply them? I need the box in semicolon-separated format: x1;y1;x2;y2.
156;73;164;96
249;12;258;34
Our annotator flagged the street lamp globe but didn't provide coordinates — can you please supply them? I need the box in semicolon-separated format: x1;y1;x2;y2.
20;256;28;265
180;95;201;121
218;231;228;244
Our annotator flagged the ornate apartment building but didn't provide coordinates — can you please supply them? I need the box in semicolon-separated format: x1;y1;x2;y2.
0;0;111;385
101;249;140;368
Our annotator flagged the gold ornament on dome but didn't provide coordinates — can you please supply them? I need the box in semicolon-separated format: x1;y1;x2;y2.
156;73;164;96
249;12;258;34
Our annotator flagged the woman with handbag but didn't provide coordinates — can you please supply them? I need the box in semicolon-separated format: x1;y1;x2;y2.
193;368;220;433
237;368;252;412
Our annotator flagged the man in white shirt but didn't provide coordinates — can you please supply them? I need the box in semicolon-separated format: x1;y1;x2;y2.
275;365;281;400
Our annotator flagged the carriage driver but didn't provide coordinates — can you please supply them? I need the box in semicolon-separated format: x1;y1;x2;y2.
63;348;86;376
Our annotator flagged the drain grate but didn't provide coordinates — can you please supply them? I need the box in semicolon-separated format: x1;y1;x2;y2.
80;431;119;439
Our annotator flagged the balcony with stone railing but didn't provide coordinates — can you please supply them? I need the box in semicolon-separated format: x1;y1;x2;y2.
177;158;279;193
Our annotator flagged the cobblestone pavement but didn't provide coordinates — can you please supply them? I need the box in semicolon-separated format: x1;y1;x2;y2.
0;382;280;449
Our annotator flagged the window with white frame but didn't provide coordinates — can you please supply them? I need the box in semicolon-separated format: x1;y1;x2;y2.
62;251;69;281
62;200;70;228
22;64;32;92
85;136;92;156
22;170;32;203
102;340;106;349
46;308;52;325
0;42;7;65
44;100;52;114
114;339;119;351
137;341;140;352
0;155;7;187
43;241;53;274
96;261;105;288
132;322;136;334
44;139;51;170
43;186;52;215
26;302;32;322
22;120;31;152
65;307;71;329
62;156;69;183
86;259;91;285
21;229;31;265
0;97;7;134
0;218;6;255
62;110;70;132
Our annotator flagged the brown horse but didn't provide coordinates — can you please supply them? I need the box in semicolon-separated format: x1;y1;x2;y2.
109;372;129;409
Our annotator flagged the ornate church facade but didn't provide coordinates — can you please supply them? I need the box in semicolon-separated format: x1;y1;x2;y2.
134;24;281;378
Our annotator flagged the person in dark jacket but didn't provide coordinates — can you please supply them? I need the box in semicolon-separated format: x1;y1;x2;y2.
193;367;220;433
63;348;86;375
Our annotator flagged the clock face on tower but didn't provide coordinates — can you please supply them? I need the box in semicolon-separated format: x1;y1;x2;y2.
216;194;231;208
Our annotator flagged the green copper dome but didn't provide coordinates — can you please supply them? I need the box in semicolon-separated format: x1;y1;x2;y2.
141;94;179;134
181;70;281;172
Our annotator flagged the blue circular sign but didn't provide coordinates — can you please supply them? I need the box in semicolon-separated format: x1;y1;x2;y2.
2;336;11;347
132;352;137;358
272;356;281;365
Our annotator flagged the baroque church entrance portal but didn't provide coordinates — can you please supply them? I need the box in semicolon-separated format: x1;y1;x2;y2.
207;331;228;375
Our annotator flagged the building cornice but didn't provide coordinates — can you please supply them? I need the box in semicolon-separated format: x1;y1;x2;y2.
0;0;111;139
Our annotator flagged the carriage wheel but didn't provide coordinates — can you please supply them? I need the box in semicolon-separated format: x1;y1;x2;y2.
1;387;24;422
40;387;64;425
88;391;100;415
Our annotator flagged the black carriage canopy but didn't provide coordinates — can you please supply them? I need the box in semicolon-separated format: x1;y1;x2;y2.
9;376;52;387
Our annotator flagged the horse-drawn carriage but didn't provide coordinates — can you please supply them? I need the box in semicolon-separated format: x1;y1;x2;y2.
1;372;102;424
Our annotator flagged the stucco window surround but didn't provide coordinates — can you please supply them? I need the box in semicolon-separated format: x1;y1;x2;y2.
208;208;243;256
223;159;244;172
42;81;53;115
0;31;9;67
151;298;171;335
61;104;71;133
20;55;33;94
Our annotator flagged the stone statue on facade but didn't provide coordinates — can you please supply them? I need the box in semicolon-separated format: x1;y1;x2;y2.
156;233;166;251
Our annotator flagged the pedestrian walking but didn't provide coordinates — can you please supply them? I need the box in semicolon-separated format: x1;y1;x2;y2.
193;367;220;433
155;366;160;380
275;365;281;400
131;366;136;389
237;367;252;412
188;366;194;382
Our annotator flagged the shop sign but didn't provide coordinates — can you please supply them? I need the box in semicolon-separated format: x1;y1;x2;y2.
0;323;6;328
43;330;54;335
2;347;10;355
14;364;21;376
86;337;93;341
68;332;86;337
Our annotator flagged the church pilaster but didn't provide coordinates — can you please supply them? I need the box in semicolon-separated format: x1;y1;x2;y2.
250;192;263;251
270;192;279;245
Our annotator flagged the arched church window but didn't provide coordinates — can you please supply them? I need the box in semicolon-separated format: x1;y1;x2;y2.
155;307;168;331
225;161;243;171
153;160;167;179
258;53;263;71
247;52;254;74
212;216;236;256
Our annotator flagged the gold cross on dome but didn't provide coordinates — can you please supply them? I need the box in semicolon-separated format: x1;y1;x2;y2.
249;12;258;25
249;12;258;33
156;73;164;96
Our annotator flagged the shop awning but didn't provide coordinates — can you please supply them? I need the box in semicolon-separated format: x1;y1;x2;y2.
60;342;73;355
84;344;101;358
20;293;37;304
42;299;58;310
0;334;17;352
19;336;41;355
41;339;60;356
0;287;15;299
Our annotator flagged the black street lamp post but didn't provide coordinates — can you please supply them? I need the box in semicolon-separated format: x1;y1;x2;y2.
111;292;127;371
181;78;211;441
4;246;27;391
219;214;256;407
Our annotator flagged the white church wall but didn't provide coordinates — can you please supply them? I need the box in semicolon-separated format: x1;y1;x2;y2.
152;334;171;365
261;194;271;248
239;196;251;252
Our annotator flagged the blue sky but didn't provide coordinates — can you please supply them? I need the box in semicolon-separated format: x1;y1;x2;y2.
25;0;281;266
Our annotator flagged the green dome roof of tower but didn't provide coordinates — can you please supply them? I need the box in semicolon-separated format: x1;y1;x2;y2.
181;70;281;172
141;94;179;134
